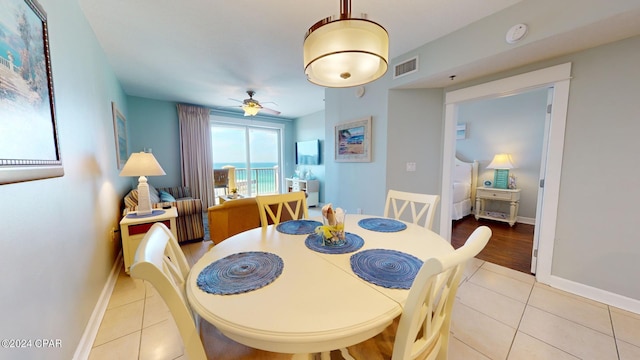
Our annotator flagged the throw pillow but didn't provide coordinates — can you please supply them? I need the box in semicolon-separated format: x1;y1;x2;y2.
159;190;176;202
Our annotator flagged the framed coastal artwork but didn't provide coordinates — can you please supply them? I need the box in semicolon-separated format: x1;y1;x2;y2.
111;102;128;169
335;117;372;162
0;0;63;184
456;123;467;140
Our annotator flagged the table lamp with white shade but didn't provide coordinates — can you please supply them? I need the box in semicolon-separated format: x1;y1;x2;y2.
120;152;166;215
487;153;514;189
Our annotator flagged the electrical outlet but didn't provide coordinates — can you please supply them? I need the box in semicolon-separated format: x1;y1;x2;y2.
110;227;120;241
406;162;416;172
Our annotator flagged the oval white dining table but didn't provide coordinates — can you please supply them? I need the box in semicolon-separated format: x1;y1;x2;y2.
186;214;454;358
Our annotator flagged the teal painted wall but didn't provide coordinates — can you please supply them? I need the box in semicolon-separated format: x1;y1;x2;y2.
127;97;182;188
0;0;129;358
126;97;297;193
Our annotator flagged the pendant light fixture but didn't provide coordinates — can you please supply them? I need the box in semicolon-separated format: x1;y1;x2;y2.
303;0;389;88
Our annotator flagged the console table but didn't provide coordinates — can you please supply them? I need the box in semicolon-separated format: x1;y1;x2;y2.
285;178;319;207
475;187;520;226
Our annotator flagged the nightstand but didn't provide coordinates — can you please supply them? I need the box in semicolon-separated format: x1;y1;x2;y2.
120;207;178;274
475;187;521;226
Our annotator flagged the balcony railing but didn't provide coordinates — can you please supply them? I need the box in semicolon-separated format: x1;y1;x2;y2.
223;166;279;196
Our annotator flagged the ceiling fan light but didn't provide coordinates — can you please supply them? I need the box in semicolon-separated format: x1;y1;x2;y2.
304;16;388;88
242;104;260;116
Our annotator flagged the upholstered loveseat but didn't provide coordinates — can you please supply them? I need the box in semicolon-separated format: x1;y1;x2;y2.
207;197;261;245
206;195;303;245
123;185;204;243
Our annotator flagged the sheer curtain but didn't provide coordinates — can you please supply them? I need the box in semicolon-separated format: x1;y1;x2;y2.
177;104;215;209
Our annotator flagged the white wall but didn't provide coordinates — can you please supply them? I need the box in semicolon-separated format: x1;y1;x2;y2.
392;0;640;89
294;110;326;203
0;0;130;358
456;88;548;219
324;81;389;216
387;89;444;229
326;20;640;308
551;37;640;301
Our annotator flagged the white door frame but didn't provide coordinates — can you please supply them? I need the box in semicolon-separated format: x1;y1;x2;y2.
531;88;554;273
439;63;571;283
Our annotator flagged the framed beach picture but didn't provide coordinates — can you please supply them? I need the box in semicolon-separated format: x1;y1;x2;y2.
456;123;467;140
335;117;372;162
0;0;63;185
111;102;128;169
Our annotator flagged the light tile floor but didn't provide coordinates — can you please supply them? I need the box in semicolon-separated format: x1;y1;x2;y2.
88;236;640;359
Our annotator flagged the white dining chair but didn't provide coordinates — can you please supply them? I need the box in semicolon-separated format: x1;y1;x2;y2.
130;223;292;360
345;226;492;360
256;192;308;228
130;222;207;360
384;189;441;230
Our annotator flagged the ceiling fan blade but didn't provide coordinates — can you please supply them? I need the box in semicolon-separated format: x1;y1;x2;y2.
260;107;281;115
229;98;243;104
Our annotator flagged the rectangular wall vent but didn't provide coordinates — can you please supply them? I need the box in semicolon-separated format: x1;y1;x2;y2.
393;56;418;79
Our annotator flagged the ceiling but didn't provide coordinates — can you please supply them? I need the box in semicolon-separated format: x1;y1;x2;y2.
78;0;523;118
78;1;640;119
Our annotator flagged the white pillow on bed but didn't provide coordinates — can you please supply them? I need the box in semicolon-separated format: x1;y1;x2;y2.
453;162;472;183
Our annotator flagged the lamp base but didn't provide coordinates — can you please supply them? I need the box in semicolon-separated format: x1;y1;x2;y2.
493;169;509;189
136;176;153;215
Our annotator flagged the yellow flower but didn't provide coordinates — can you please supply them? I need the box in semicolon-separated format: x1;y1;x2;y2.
315;225;333;239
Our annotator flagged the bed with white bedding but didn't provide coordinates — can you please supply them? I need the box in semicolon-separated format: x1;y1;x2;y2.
452;157;478;220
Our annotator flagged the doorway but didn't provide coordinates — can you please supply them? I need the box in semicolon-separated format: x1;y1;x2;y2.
439;63;572;284
452;87;548;274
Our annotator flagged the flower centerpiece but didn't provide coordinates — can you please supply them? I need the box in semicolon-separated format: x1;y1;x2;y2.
315;203;346;246
230;187;239;199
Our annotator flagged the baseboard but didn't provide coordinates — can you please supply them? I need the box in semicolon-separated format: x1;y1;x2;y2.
73;251;123;360
516;216;535;225
547;274;640;314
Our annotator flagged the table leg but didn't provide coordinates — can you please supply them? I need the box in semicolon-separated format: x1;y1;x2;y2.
339;348;355;359
509;200;517;226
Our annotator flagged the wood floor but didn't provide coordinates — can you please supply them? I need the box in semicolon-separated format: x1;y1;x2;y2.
451;215;534;274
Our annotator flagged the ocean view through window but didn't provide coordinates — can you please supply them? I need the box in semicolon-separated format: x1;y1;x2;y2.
211;120;283;197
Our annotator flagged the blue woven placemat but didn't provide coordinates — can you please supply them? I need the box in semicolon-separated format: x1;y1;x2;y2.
276;220;323;235
305;232;364;254
126;209;166;218
358;218;407;232
197;252;284;295
350;249;423;289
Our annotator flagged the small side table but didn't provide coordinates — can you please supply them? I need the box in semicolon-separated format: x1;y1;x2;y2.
218;194;243;204
475;187;521;226
120;207;178;274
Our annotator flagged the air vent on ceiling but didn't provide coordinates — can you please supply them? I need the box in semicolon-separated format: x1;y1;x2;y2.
393;56;418;79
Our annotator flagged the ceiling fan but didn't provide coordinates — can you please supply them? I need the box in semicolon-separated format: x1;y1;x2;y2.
230;90;281;117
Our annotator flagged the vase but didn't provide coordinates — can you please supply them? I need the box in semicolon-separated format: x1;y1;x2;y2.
322;212;346;246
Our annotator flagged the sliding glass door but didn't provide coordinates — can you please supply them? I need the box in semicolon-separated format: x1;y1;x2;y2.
210;120;282;197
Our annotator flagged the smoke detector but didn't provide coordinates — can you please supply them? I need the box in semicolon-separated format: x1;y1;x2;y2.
506;24;528;44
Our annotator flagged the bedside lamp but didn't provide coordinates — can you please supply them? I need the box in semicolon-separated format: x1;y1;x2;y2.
120;152;166;215
487;153;514;189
